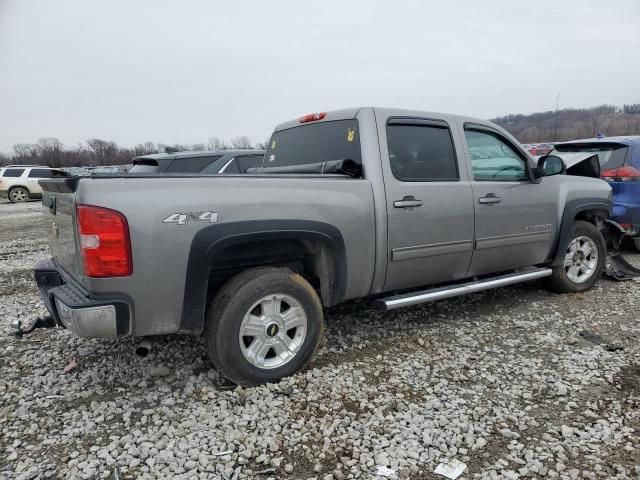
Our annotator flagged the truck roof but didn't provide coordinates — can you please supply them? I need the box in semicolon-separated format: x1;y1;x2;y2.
272;107;496;133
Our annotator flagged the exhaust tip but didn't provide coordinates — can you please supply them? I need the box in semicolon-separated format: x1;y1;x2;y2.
135;339;152;357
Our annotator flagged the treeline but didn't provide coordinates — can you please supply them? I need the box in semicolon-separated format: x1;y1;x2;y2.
492;103;640;143
0;136;266;168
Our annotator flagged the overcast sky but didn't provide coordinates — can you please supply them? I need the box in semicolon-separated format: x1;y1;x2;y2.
0;0;638;152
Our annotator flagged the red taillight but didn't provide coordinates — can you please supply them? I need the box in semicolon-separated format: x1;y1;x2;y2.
601;166;640;182
299;112;326;123
76;205;132;277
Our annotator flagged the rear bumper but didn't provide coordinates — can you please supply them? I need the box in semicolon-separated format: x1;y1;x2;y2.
34;258;131;337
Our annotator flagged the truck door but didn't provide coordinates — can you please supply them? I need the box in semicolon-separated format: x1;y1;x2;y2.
380;117;475;291
462;124;557;275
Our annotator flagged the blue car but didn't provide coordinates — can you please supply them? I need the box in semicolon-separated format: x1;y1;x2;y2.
553;136;640;251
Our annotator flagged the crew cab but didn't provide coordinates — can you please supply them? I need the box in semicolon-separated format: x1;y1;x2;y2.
35;107;613;385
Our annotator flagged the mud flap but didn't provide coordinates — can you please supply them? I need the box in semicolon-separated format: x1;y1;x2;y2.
605;253;640;281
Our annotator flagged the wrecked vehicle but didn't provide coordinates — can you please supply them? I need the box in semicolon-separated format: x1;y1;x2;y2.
553;137;640;251
30;107;632;385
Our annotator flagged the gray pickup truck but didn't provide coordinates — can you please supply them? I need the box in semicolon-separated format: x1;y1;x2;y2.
35;107;614;385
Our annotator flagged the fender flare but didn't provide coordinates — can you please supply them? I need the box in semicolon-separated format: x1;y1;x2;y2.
551;198;611;267
179;220;347;334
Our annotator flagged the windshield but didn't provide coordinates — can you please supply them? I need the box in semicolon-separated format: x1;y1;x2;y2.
264;119;361;167
553;143;628;170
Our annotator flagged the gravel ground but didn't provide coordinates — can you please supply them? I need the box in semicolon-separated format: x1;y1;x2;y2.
1;199;640;480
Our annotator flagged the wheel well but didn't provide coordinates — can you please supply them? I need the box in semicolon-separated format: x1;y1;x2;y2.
8;185;29;192
206;238;339;307
574;209;608;229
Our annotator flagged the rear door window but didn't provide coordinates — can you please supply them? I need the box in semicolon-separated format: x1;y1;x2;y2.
28;169;54;178
264;119;361;167
386;121;459;181
3;168;25;177
553;143;628;170
166;156;221;173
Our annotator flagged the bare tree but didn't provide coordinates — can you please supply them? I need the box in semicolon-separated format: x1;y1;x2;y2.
229;136;253;149
87;139;118;165
36;137;64;167
207;137;227;151
13;143;40;161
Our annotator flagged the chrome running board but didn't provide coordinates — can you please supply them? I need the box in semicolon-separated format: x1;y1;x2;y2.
377;268;552;311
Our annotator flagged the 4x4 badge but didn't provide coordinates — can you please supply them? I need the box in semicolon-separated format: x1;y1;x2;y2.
162;211;219;226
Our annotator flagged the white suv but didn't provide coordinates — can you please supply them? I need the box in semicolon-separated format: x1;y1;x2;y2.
0;166;68;203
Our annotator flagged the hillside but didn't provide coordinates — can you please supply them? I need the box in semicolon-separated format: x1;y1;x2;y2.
492;104;640;143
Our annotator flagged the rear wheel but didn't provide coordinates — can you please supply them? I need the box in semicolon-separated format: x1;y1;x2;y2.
633;237;640;253
203;267;324;386
550;220;605;293
8;187;29;203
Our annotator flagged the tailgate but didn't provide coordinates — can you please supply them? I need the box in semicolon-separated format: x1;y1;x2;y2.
40;177;83;278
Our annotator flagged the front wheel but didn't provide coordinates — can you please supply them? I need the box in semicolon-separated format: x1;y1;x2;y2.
203;267;324;386
550;220;605;293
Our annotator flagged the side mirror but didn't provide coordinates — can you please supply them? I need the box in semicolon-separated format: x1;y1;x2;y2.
537;155;566;177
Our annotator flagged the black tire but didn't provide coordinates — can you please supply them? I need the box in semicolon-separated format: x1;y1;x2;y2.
203;267;324;386
8;187;30;203
633;237;640;253
550;220;605;293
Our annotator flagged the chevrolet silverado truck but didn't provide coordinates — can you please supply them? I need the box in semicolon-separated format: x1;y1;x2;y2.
34;107;614;385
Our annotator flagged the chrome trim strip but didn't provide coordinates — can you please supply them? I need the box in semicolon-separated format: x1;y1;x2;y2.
379;268;552;310
475;231;551;250
391;239;473;261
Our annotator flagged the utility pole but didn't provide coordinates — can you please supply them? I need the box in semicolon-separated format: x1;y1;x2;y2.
553;92;560;142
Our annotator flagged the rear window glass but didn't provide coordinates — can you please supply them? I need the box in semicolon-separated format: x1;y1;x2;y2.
236;155;263;172
3;168;24;177
264;119;361;167
166;156;221;173
553;143;628;170
221;159;240;174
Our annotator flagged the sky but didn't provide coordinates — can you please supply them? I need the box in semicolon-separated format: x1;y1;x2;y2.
0;0;639;153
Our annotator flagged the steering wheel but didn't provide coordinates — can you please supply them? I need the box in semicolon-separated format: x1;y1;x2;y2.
492;165;521;178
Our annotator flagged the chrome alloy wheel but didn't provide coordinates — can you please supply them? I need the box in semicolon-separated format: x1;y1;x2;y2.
9;188;28;202
564;235;598;283
238;294;308;369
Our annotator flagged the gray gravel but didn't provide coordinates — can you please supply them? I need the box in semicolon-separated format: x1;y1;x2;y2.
1;200;640;480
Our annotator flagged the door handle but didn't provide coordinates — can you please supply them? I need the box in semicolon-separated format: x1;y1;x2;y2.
393;196;423;208
479;194;501;205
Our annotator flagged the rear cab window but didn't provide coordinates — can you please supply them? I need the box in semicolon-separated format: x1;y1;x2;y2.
2;168;25;177
553;143;629;171
264;119;361;167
